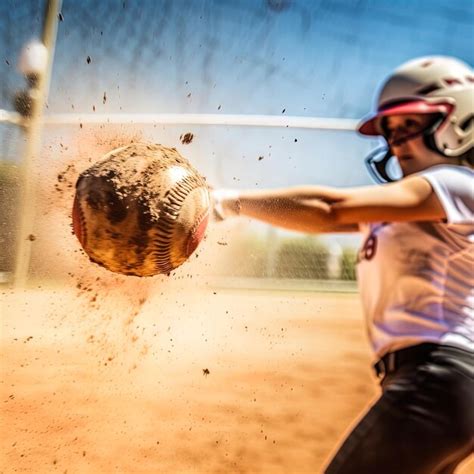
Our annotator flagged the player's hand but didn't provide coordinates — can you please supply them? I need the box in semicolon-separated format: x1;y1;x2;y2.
210;188;241;221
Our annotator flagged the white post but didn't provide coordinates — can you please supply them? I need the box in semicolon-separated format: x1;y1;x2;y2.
13;0;62;287
327;242;343;280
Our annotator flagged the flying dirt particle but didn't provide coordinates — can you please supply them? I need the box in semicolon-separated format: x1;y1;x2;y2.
217;105;221;110
202;368;210;376
92;105;96;112
86;56;91;64
187;93;191;98
58;12;64;21
217;241;228;246
258;156;264;161
103;91;107;104
27;234;36;241
282;108;286;114
5;59;10;66
180;132;194;144
80;123;83;128
294;138;298;142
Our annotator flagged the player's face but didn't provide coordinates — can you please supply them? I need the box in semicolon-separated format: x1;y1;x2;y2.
385;114;450;176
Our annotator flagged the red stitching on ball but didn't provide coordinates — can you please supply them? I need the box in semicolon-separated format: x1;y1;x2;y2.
187;210;209;257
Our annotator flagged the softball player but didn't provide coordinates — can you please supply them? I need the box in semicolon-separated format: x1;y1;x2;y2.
213;56;473;473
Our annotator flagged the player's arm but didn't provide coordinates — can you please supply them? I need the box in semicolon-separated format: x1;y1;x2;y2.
213;176;445;233
330;176;446;224
233;186;358;233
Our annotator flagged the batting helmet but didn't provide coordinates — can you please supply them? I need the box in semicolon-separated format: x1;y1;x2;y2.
358;56;474;182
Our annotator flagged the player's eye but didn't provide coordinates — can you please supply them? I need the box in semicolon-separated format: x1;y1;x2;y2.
404;118;419;129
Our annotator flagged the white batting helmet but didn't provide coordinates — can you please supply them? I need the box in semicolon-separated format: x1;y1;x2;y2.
358;56;474;181
360;56;474;156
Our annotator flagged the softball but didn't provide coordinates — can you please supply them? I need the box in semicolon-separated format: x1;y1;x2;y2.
72;143;210;277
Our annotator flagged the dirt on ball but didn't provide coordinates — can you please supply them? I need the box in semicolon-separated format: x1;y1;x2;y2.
73;143;210;277
78;143;203;224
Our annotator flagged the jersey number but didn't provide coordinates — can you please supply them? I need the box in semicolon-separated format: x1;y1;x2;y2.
358;234;377;262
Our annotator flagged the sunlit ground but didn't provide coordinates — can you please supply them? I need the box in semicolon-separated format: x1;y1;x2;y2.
1;282;472;473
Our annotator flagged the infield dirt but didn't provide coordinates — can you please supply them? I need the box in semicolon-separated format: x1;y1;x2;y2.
1;285;472;473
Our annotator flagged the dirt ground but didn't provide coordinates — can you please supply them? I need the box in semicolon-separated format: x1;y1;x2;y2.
1;284;472;474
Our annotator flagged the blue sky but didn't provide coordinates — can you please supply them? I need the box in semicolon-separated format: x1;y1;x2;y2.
1;0;473;190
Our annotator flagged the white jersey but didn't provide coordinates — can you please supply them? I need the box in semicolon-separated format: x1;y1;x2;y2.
357;165;474;358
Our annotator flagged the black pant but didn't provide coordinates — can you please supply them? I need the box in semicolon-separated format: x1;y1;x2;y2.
325;344;474;474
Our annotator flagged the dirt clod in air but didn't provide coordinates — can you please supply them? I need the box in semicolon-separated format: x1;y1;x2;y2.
180;133;194;145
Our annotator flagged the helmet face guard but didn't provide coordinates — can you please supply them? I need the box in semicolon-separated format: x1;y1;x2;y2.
364;146;401;183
